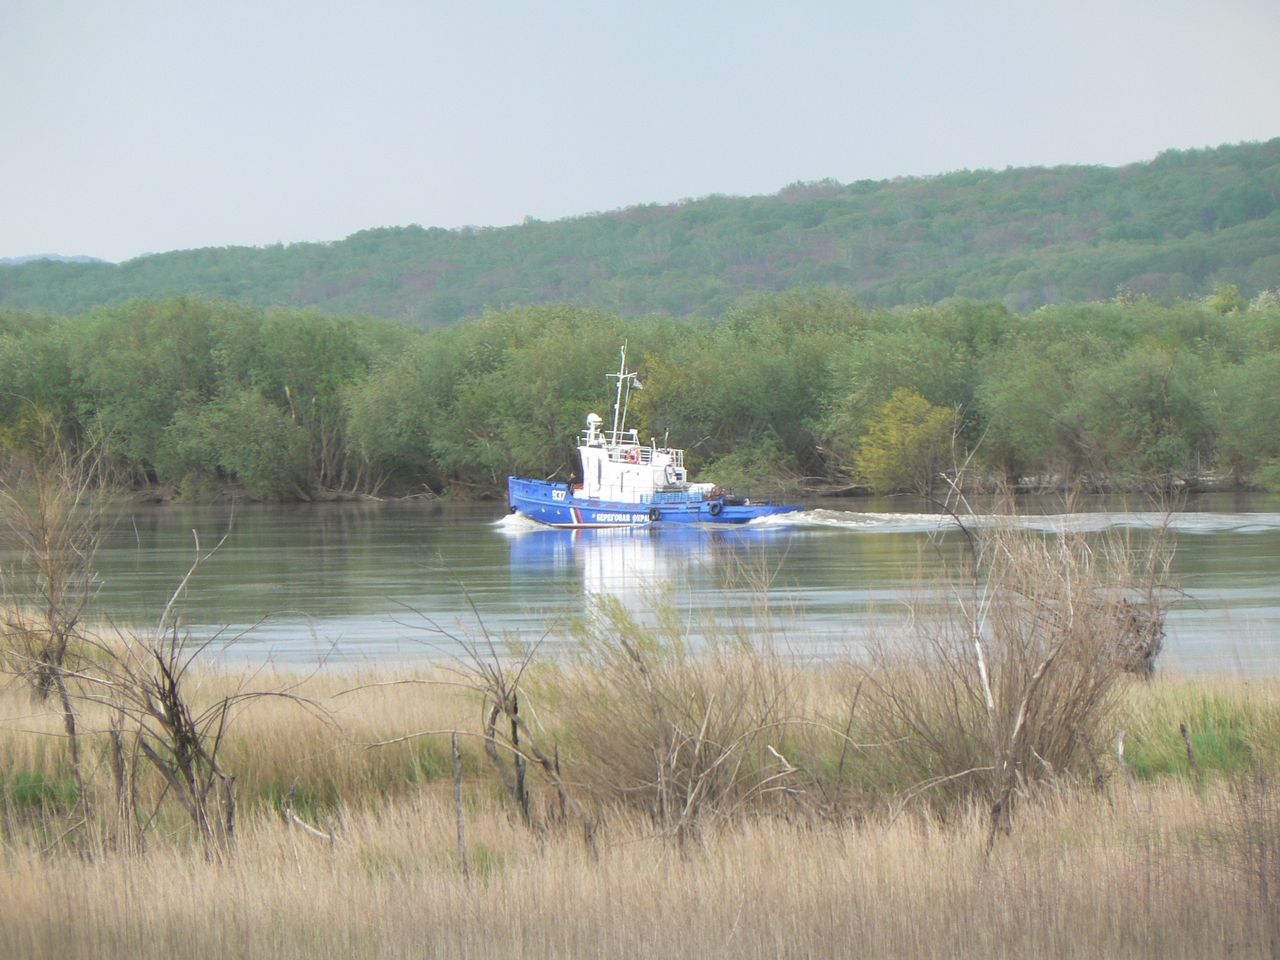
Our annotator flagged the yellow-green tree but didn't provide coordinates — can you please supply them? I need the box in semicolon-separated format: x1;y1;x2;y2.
856;389;959;495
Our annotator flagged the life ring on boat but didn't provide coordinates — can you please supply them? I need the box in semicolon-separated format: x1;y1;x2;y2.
648;507;662;522
708;500;723;517
626;446;640;464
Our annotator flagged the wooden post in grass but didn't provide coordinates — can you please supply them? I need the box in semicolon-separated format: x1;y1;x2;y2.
452;732;470;882
511;693;530;826
1180;722;1199;786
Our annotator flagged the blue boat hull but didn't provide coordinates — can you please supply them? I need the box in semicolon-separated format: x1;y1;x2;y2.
508;476;800;527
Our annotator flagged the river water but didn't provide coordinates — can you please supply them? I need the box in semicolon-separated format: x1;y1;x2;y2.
41;494;1280;674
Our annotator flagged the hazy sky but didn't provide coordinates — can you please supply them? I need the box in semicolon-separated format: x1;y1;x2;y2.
4;0;1278;262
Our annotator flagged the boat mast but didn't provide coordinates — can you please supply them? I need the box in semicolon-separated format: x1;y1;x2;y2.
609;344;628;441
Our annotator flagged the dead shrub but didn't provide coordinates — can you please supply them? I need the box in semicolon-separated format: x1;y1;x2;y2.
0;422;106;801
856;510;1173;845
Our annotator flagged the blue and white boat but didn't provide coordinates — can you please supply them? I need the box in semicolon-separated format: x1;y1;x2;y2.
507;347;802;527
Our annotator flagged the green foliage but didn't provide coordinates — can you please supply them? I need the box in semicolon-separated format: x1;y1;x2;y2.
1124;689;1271;782
854;389;959;494
71;296;231;479
1208;282;1247;314
5;770;79;810
3;140;1278;323
1254;459;1280;493
1216;353;1280;481
248;310;387;490
976;336;1100;481
0;297;411;495
257;778;342;820
425;305;633;482
1;290;1279;499
823;301;1008;476
693;433;799;495
636;289;863;480
158;389;310;499
1072;344;1215;488
344;336;455;491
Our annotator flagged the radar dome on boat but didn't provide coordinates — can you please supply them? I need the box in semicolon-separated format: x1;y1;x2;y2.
586;413;602;426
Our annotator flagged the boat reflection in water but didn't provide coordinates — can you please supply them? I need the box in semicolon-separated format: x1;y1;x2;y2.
501;515;799;640
499;510;951;658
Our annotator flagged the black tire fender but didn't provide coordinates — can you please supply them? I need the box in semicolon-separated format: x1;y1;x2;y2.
708;500;723;517
648;507;662;522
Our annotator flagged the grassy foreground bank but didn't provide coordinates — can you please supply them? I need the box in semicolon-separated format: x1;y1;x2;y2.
2;667;1279;959
1;484;1274;958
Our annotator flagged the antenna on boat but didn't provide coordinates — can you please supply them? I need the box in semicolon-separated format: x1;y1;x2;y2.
609;344;627;439
609;343;642;442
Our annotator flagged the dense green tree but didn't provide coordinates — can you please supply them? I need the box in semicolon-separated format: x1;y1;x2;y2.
976;332;1122;484
1216;353;1280;487
1208;282;1246;314
855;389;960;495
636;290;863;482
344;336;451;493
157;389;309;499
426;305;636;484
1069;344;1215;488
821;302;1007;480
0;319;81;454
69;297;230;481
247;311;380;490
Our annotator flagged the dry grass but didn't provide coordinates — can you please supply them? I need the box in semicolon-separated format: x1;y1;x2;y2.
1;773;1278;959
4;668;1280;958
10;421;1277;954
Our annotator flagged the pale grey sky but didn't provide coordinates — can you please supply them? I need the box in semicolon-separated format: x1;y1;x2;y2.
3;0;1278;262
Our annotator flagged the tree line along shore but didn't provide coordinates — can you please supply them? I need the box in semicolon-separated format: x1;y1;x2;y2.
1;287;1278;502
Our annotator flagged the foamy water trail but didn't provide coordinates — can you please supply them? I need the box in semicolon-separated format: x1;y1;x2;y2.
498;505;1280;536
494;512;547;533
749;508;1280;535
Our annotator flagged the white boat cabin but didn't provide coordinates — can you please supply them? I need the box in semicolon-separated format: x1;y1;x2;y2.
573;348;715;504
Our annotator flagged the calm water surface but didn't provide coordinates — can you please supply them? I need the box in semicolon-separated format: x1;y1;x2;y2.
58;494;1280;673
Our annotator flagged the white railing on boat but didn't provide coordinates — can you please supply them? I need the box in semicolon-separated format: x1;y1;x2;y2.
603;446;684;467
582;429;684;469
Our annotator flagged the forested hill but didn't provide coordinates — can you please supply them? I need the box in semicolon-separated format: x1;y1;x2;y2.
4;139;1278;324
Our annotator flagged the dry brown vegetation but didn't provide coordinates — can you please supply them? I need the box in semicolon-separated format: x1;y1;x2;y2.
3;659;1280;958
2;454;1278;956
